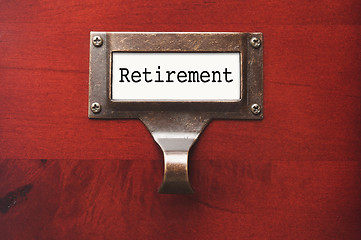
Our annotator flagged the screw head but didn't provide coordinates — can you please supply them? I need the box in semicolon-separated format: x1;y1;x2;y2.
92;36;103;47
91;102;101;113
251;104;261;115
250;37;261;48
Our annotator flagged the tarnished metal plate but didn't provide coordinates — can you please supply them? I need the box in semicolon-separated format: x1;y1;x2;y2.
89;32;263;120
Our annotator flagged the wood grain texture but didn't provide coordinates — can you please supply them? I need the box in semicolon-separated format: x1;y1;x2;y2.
0;0;360;239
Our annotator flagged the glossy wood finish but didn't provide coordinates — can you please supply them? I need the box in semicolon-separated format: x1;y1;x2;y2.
0;0;360;239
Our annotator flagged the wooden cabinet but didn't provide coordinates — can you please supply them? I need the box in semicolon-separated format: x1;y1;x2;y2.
0;1;360;239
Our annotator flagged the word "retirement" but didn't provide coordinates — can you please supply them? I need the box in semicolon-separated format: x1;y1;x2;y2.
118;66;233;83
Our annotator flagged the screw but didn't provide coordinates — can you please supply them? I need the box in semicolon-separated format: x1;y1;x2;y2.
250;37;261;48
92;36;103;47
91;102;101;113
251;104;261;115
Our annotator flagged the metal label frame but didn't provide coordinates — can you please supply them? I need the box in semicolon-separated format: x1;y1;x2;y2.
89;32;263;120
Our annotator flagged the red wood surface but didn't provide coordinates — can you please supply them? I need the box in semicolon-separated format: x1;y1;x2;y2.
0;0;360;239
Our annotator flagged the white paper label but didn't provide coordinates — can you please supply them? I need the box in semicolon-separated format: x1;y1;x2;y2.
111;52;241;101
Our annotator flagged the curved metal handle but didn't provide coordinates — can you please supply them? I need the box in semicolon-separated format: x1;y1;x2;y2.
159;151;193;194
140;113;210;194
152;132;198;194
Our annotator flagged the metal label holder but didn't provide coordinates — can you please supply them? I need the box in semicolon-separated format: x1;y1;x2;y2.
89;32;263;194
